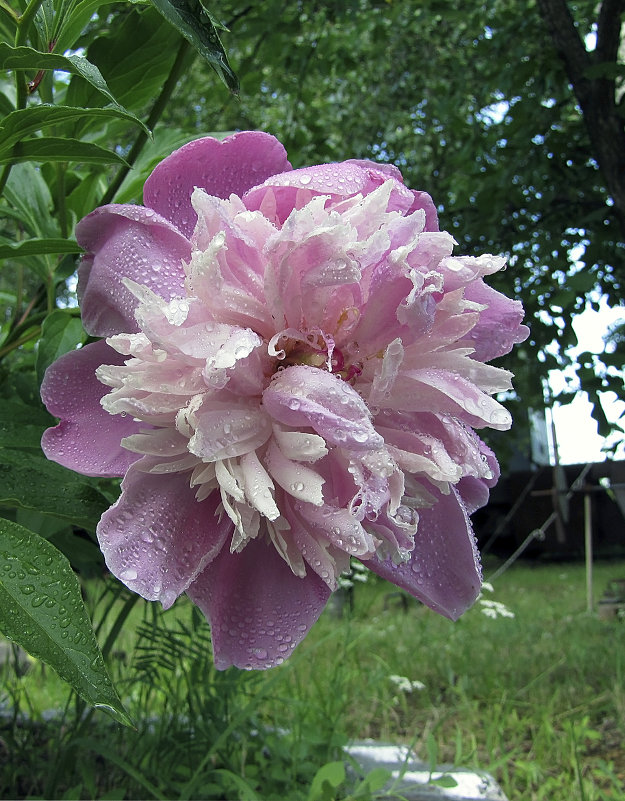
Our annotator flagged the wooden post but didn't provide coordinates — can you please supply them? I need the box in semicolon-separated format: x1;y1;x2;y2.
585;492;593;614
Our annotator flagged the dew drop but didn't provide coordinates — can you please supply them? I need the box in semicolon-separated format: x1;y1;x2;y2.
120;568;138;581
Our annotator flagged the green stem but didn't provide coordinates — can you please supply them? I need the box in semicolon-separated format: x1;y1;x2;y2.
56;163;67;239
0;164;11;196
1;0;46;197
99;38;194;206
0;1;19;21
15;0;46;108
15;0;46;46
0;326;42;360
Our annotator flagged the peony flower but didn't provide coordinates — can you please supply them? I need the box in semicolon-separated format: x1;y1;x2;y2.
41;131;528;669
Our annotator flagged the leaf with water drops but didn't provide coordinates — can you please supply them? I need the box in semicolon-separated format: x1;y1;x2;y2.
0;448;110;529
0;44;139;116
0;399;53;450
150;0;239;94
35;309;87;386
0;518;132;727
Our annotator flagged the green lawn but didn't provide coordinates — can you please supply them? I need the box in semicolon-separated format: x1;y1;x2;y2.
2;558;624;800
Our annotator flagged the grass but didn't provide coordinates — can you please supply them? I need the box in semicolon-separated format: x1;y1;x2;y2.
1;558;625;800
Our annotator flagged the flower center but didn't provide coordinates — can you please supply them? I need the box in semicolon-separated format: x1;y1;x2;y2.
269;328;362;382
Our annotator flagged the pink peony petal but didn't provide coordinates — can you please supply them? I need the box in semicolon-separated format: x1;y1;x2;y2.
187;536;330;669
144;132;292;238
41;340;142;477
463;280;530;361
366;485;481;620
377;366;512;430
98;463;231;609
263;365;383;450
247;159;416;218
76;205;190;337
457;438;500;514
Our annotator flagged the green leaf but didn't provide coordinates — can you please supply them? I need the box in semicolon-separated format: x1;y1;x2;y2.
0;238;82;260
430;774;459;788
3;162;57;239
0;449;110;529
0;518;132;727
35;310;86;385
210;769;261;801
0;105;149;150
0;399;53;449
0;43;130;109
65;6;185;117
0;137;128;165
46;0;122;55
149;0;238;93
357;767;392;793
307;761;346;801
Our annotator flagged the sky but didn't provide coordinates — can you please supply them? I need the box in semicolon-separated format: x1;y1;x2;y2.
548;300;624;465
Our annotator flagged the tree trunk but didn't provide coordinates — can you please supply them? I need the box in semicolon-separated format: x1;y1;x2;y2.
537;0;625;237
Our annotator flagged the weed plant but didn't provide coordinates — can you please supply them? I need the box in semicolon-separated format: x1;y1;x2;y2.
1;559;624;800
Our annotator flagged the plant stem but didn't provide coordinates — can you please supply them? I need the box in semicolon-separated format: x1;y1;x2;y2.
0;0;47;196
0;326;42;360
15;0;45;45
56;163;67;239
99;38;193;206
0;1;19;22
15;0;46;108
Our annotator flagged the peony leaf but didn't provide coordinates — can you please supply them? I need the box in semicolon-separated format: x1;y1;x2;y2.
35;310;87;386
0;43;120;103
0;137;128;165
0;105;149;150
0;448;110;529
150;0;239;94
3;162;57;239
0;43;135;112
307;761;346;801
0;238;82;259
0;400;53;450
64;5;184;116
0;518;132;727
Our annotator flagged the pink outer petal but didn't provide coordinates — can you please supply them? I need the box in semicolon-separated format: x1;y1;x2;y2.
245;159;421;223
144;132;292;238
365;485;481;620
76;205;190;337
463;281;530;361
187;536;331;669
41;340;142;477
98;466;232;609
